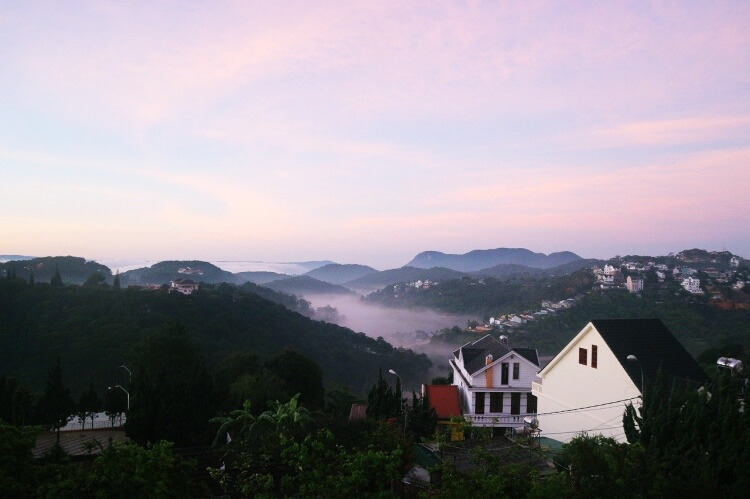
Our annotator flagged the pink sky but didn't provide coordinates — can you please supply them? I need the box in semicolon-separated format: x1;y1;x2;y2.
1;2;749;268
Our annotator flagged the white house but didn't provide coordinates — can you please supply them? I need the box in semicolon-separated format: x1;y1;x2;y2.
681;276;703;294
531;319;706;444
450;335;540;433
170;278;198;295
730;256;741;268
626;276;644;294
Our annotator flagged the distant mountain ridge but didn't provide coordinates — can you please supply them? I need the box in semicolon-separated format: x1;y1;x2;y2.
344;266;465;293
120;260;235;286
406;248;582;272
305;263;378;285
263;275;354;296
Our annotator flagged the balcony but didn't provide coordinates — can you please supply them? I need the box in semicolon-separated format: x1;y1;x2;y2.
531;381;543;393
463;413;535;427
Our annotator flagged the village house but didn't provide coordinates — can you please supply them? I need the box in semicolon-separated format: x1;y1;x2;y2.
450;335;540;434
170;278;198;295
531;319;706;444
681;276;703;294
626;276;644;294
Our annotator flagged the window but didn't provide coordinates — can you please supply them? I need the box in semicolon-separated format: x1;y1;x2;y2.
579;347;587;365
591;345;598;368
513;362;520;380
510;392;521;415
475;392;485;414
501;363;509;385
527;394;537;413
490;392;503;413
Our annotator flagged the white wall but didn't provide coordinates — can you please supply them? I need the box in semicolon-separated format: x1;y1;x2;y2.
532;324;641;443
471;352;538;389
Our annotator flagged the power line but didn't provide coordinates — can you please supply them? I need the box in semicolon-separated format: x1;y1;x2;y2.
536;397;640;416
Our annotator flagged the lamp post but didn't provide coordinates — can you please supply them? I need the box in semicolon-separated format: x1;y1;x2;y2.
388;369;407;434
109;384;130;411
118;365;132;381
626;355;644;396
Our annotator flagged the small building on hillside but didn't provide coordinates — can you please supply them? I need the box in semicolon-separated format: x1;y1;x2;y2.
170;278;198;295
626;276;644;294
681;276;703;295
450;335;539;434
531;319;706;444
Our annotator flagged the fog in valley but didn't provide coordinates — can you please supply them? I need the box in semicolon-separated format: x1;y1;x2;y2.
305;293;478;377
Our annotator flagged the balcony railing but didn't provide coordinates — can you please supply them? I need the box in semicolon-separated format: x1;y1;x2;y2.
531;381;543;393
463;413;535;427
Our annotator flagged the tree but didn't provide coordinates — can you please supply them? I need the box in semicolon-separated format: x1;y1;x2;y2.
76;383;102;429
0;420;41;496
112;271;121;289
407;390;437;440
83;271;107;287
265;350;324;410
210;395;402;497
104;385;126;427
28;272;34;285
37;357;75;447
38;441;198;497
127;323;215;446
50;266;63;287
366;369;401;420
0;376;35;426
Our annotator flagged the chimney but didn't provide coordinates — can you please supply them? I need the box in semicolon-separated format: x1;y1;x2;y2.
499;335;509;347
485;354;493;365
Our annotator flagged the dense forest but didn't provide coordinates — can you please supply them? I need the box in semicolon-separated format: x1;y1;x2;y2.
0;276;431;397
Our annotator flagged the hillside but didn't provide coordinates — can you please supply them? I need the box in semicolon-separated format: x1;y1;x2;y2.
305;263;378;285
367;270;596;315
233;271;288;285
406;248;582;271
0;255;35;262
120;260;235;286
264;275;354;296
0;256;111;284
0;278;430;396
473;258;602;279
344;266;466;293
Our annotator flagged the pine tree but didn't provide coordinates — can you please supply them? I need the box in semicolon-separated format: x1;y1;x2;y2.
28;272;34;285
38;357;75;447
113;271;121;289
50;266;63;287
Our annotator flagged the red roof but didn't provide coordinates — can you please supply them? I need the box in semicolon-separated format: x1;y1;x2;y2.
424;385;462;419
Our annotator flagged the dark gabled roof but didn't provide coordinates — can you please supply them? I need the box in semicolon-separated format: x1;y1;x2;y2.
591;319;707;390
455;335;539;375
514;347;539;366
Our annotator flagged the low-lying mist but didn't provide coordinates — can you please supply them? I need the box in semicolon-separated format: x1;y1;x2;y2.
305;294;478;378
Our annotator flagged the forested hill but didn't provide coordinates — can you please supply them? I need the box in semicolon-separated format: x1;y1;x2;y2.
0;278;431;396
0;256;111;284
406;248;582;271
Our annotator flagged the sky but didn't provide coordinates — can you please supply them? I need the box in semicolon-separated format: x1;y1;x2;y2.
1;1;749;269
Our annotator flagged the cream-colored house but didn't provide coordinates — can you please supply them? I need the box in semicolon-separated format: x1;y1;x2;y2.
532;319;705;443
450;335;539;433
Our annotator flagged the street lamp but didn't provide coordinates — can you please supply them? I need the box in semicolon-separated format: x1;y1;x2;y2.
388;369;407;434
118;365;132;380
109;384;130;411
626;355;644;396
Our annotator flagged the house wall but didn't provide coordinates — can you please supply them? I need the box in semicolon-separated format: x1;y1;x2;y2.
472;353;537;389
532;324;641;443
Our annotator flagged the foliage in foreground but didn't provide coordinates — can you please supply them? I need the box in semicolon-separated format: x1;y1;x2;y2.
210;395;404;497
